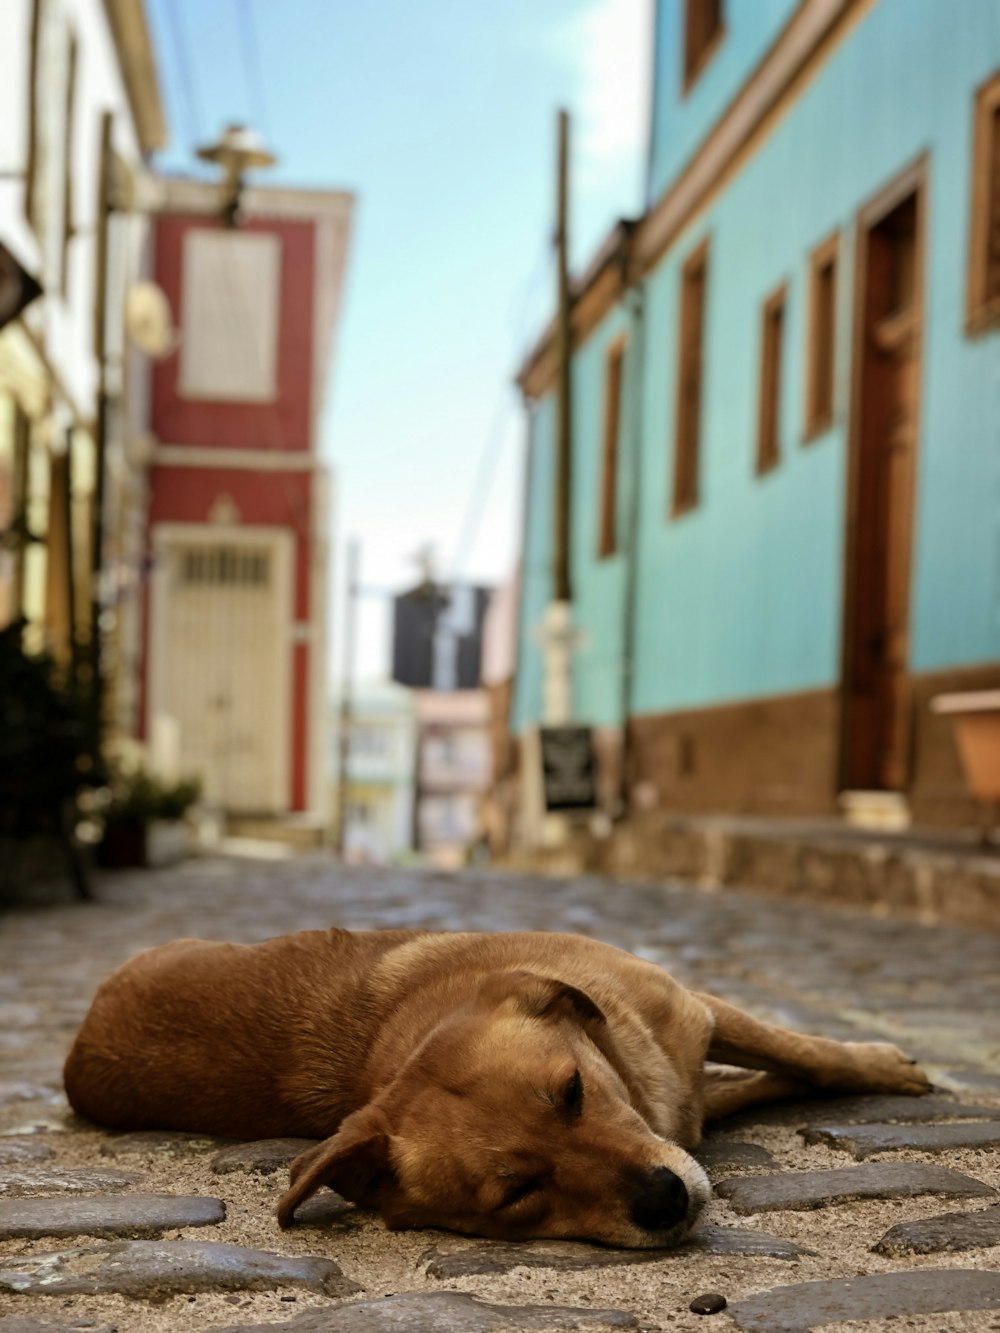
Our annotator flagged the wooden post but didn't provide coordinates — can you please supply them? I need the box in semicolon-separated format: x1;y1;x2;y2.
89;110;113;727
333;538;360;856
554;108;572;604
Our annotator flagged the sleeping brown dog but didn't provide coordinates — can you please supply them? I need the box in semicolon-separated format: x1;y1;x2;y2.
64;927;929;1248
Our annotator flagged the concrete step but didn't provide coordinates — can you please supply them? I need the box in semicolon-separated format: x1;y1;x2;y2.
224;815;329;849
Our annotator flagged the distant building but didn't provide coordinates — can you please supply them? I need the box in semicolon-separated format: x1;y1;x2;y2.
514;0;1000;833
336;682;415;864
141;178;353;823
413;688;491;868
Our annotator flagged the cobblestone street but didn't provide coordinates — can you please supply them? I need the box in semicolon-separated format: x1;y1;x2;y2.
1;857;999;1332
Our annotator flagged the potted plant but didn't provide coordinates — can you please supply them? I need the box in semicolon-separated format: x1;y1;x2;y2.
96;765;202;869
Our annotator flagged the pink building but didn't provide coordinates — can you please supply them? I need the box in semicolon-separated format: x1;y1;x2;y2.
140;177;352;823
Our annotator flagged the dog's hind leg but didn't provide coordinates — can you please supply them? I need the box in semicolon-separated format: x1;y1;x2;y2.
694;992;930;1097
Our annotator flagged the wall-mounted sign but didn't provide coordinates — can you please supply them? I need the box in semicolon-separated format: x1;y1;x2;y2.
540;725;596;812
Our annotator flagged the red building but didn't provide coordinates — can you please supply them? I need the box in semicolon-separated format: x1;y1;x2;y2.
141;177;352;824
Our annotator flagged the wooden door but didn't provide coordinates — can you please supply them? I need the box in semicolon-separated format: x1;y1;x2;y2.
161;539;288;813
843;184;922;791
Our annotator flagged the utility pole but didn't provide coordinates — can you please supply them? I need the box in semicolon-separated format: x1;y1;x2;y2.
333;537;360;857
541;108;578;729
554;108;572;606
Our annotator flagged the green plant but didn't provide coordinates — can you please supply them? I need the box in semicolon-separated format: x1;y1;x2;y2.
0;621;101;819
102;767;202;828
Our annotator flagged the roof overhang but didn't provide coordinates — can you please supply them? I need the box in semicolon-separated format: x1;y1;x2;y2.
102;0;168;154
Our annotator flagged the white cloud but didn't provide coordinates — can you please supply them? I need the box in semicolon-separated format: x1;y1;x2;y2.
554;0;653;202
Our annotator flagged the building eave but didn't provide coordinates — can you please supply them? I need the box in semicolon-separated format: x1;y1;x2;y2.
516;218;634;403
102;0;168;154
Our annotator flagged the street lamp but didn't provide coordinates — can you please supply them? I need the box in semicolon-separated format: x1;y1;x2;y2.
196;123;277;228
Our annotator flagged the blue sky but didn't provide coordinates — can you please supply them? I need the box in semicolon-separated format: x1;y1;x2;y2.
146;0;652;680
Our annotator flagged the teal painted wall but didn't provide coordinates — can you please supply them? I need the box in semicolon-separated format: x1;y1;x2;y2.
512;397;554;733
515;0;1000;735
569;305;634;728
512;308;636;734
648;0;799;205
634;0;1000;714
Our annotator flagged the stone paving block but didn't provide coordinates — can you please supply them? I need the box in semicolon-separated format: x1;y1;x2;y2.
290;1192;356;1226
212;1138;318;1175
0;1167;141;1196
421;1227;813;1278
728;1093;1000;1130
943;1069;1000;1093
0;1139;54;1165
727;1268;1000;1332
715;1162;996;1213
0;1238;360;1299
0;1192;226;1239
803;1119;1000;1158
0;1320;116;1333
696;1140;775;1170
873;1202;1000;1256
214;1290;638;1331
98;1130;228;1157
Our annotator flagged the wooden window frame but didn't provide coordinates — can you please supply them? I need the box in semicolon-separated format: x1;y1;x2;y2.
23;0;43;232
967;68;1000;333
598;335;627;559
671;238;709;517
756;283;786;477
60;34;78;298
803;231;839;441
682;0;725;96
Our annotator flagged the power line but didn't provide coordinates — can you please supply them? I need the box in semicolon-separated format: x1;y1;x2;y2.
162;0;206;150
235;0;271;138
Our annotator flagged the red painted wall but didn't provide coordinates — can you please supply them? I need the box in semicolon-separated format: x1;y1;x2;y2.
151;215;316;452
148;467;313;621
142;210;324;815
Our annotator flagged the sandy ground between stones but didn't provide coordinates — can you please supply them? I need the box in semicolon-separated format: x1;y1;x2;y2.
1;1098;999;1332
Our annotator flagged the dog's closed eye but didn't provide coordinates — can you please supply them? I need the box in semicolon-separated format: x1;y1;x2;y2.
562;1069;583;1118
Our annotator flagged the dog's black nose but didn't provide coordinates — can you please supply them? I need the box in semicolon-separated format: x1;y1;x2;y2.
629;1165;689;1232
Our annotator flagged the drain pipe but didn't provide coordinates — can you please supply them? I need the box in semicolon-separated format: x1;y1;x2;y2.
618;244;645;815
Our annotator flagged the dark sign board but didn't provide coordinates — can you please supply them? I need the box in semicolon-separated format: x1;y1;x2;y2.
540;726;597;812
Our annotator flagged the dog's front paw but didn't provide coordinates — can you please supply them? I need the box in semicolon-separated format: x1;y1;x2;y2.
840;1041;931;1096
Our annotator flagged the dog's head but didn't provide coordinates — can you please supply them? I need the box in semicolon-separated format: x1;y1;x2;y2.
277;970;709;1247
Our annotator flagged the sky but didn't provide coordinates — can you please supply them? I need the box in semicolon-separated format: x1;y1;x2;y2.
145;0;653;683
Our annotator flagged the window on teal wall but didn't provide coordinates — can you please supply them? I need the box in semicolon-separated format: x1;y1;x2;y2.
683;0;724;95
672;239;709;516
804;233;838;440
756;284;786;476
598;336;626;558
967;69;1000;332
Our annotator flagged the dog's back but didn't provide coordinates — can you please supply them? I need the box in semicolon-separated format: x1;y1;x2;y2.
64;927;423;1139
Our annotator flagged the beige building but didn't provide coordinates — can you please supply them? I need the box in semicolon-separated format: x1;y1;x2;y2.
0;0;166;731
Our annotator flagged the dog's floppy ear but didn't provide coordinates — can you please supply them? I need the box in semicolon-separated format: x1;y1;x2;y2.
481;970;606;1027
276;1105;394;1228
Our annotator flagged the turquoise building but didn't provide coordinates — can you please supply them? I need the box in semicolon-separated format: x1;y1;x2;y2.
514;0;1000;829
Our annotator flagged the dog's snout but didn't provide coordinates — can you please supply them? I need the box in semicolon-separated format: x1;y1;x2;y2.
629;1165;689;1232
